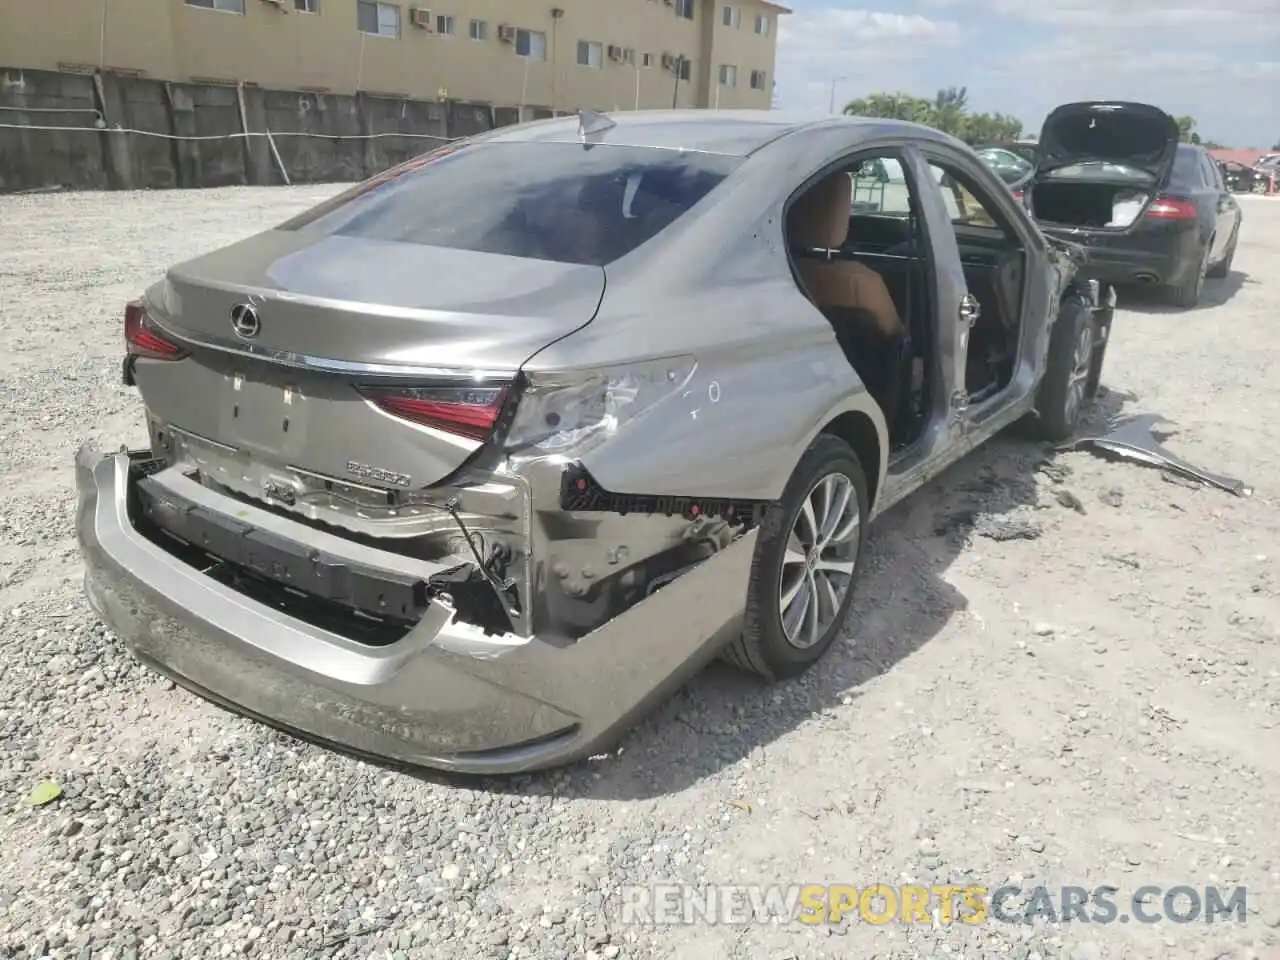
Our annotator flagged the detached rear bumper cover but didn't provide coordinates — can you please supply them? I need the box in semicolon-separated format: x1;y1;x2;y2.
75;445;754;774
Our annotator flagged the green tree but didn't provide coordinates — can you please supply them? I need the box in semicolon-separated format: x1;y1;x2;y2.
1175;115;1200;144
842;89;1023;144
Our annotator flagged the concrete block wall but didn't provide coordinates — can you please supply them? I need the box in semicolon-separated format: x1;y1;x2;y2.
0;66;539;193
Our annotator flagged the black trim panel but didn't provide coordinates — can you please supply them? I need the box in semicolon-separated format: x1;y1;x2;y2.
134;475;429;624
558;463;770;527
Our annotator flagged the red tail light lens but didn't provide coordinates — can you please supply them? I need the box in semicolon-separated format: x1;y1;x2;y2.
125;302;187;360
359;384;510;441
1144;197;1198;220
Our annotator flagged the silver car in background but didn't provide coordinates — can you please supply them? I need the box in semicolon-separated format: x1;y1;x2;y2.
76;107;1116;773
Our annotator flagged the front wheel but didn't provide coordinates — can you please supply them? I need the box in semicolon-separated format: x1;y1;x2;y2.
725;434;869;681
1030;297;1097;442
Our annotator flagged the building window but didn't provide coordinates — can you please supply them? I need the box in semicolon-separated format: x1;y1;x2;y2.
641;52;654;67
675;0;694;19
722;5;740;27
436;14;455;35
469;19;487;40
754;13;770;34
718;64;737;86
516;28;547;59
185;0;245;12
293;0;318;11
749;69;767;89
678;58;692;81
357;0;400;37
577;40;603;68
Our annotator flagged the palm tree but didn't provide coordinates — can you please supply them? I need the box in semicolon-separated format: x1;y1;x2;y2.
931;86;968;135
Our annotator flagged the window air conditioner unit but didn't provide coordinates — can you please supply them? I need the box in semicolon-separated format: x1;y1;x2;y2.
497;24;516;43
661;53;676;71
607;44;623;61
409;8;434;29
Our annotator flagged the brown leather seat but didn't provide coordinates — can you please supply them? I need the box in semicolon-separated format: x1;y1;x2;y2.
788;172;905;339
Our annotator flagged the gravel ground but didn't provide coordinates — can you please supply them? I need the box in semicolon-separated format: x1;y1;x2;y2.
1;188;1278;960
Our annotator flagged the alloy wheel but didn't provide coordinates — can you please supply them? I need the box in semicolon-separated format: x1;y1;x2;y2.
1063;321;1095;425
778;472;861;649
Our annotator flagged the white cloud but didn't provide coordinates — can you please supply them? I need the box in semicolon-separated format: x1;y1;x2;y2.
976;30;1277;144
775;8;965;112
770;1;1275;144
987;0;1280;43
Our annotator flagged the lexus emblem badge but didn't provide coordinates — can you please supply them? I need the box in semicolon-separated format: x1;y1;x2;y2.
230;300;261;340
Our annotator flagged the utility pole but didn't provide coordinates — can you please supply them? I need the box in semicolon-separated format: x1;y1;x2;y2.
828;76;847;114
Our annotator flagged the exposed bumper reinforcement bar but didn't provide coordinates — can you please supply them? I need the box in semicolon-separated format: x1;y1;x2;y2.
75;445;754;774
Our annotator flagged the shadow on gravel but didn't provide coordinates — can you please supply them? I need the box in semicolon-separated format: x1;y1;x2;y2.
499;386;1140;800
1117;269;1253;314
284;391;1137;800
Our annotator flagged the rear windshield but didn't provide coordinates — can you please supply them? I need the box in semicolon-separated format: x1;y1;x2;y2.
1171;147;1201;187
278;141;739;266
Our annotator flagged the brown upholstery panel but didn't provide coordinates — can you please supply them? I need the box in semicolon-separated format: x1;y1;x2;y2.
796;258;905;339
789;172;853;249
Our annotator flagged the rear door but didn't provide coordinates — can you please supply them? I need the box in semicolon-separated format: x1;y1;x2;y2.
1200;153;1241;261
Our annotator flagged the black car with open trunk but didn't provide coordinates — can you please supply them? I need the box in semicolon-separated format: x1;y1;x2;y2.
1026;101;1243;309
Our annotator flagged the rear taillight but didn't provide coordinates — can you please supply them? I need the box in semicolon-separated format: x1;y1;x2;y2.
359;384;510;441
125;301;187;360
1012;189;1024;200
1144;197;1198;220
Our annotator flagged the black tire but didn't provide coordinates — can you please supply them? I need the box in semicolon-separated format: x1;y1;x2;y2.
1206;229;1237;279
1030;295;1096;442
723;434;870;682
1083;305;1112;401
1166;242;1209;308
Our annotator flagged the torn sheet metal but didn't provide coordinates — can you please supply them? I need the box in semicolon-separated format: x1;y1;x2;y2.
1057;414;1253;498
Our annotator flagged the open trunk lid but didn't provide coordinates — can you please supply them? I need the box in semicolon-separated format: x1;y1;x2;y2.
134;233;605;491
1036;101;1180;185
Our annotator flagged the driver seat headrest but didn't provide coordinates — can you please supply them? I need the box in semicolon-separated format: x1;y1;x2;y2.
789;172;852;249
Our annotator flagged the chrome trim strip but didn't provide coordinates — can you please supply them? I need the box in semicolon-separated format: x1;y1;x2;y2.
149;316;516;382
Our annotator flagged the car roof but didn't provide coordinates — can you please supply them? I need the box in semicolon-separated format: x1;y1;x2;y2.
483;109;953;158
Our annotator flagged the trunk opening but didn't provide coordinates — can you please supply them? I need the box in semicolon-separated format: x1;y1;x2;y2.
1031;181;1152;230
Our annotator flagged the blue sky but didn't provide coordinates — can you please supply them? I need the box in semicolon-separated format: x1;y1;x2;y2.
772;0;1279;148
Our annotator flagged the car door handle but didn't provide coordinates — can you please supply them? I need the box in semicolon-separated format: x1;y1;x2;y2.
959;294;981;325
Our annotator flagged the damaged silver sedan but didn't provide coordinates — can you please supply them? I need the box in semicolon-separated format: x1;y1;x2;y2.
77;107;1118;773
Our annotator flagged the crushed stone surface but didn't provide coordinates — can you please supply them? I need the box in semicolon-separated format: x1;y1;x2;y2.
1;187;1278;960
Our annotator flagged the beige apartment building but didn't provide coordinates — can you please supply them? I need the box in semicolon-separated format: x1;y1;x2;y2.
0;0;786;112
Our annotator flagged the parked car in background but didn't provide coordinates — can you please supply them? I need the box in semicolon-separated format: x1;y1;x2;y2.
76;108;1114;774
1218;159;1263;193
1025;103;1242;308
974;144;1035;192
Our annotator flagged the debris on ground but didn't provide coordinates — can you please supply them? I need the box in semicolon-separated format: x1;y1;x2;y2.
1059;414;1253;497
1054;489;1087;514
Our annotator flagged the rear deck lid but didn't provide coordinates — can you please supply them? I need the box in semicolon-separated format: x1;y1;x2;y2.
1036;101;1180;185
136;137;738;490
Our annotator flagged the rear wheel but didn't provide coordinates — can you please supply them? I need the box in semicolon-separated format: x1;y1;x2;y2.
1166;242;1209;308
1206;229;1237;279
725;434;869;681
1030;296;1096;442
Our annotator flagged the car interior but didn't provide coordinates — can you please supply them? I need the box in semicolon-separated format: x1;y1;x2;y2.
785;156;1028;451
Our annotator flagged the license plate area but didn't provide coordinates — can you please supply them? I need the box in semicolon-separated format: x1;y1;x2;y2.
219;371;309;458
